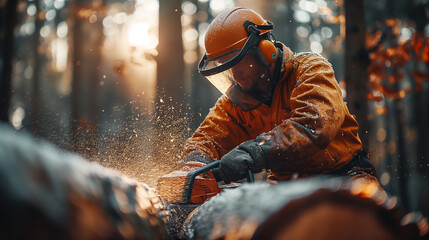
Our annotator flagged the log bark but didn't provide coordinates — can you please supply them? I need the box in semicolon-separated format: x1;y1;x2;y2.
0;123;168;239
187;177;426;240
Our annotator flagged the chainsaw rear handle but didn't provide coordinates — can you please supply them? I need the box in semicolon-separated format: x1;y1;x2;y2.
210;166;255;183
183;160;254;204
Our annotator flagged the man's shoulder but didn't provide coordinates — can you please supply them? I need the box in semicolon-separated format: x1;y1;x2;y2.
294;52;332;66
290;52;333;77
215;95;232;106
211;95;238;113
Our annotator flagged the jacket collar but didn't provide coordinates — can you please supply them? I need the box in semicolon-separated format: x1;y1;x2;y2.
278;42;294;79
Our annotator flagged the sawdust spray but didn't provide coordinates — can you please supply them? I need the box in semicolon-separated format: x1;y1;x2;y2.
92;95;196;188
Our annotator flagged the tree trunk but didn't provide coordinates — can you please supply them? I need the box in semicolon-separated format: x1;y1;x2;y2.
30;0;43;136
410;3;429;176
86;7;104;159
70;0;84;153
70;1;103;159
0;0;18;123
70;0;82;151
157;0;184;104
393;97;409;209
155;0;185;162
190;0;218;129
344;0;369;150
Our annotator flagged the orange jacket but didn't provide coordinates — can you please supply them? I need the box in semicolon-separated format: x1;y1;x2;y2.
182;43;362;180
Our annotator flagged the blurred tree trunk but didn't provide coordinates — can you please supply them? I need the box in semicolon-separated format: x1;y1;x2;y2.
155;0;184;161
30;0;43;136
86;4;104;159
392;88;409;209
190;0;218;129
71;0;84;152
281;0;297;50
157;0;184;103
385;1;409;210
410;3;429;175
70;0;103;159
0;0;18;123
344;0;369;150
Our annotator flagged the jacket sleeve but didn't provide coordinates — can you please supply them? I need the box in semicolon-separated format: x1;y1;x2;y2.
181;96;252;161
256;53;345;169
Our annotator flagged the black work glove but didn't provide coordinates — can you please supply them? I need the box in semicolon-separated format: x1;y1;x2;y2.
219;140;266;184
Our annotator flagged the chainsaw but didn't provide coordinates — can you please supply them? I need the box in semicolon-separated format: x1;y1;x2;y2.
157;160;254;205
156;161;254;238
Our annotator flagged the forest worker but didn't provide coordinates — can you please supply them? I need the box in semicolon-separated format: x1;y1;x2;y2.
181;7;378;184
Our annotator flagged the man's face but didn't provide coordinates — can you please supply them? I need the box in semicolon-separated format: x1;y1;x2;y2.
201;48;275;111
230;51;270;92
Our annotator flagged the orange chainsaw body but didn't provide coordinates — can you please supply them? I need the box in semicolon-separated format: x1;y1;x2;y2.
157;161;221;204
189;171;221;204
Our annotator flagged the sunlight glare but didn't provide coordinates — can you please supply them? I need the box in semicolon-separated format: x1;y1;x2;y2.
57;21;68;38
210;0;234;15
294;10;311;23
51;38;68;72
11;107;25;130
128;23;158;49
299;0;318;13
310;41;323;53
296;26;309;38
27;5;37;16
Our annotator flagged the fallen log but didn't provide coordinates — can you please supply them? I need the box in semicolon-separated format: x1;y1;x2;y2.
0;123;168;240
187;177;429;240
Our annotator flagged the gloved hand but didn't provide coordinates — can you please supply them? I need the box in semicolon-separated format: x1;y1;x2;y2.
219;140;266;184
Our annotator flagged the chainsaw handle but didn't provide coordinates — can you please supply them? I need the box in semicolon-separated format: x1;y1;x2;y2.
183;160;255;204
183;160;220;204
246;169;255;183
212;168;254;183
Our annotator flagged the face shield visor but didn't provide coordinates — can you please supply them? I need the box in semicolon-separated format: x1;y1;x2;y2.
198;22;277;111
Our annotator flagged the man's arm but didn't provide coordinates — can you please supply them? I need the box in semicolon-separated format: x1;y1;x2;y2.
257;53;346;169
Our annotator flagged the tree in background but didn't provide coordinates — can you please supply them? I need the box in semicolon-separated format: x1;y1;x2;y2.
344;0;369;150
0;0;19;122
70;0;105;159
154;0;186;166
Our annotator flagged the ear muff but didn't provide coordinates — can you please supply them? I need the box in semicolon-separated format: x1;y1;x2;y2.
258;40;278;65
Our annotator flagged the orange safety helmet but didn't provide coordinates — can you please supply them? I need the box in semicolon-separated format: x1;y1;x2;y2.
204;7;278;64
198;7;281;111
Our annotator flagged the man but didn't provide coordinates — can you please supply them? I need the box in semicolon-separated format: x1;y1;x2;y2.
181;7;377;184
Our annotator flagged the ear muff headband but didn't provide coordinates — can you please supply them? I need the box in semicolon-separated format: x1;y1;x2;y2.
258;40;278;65
243;20;278;65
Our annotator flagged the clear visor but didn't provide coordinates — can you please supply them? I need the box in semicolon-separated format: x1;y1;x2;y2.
202;49;272;111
